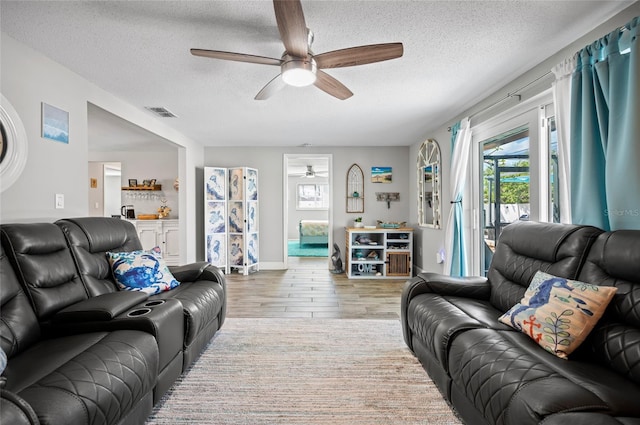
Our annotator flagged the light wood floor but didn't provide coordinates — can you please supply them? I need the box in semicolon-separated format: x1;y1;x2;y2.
225;256;407;319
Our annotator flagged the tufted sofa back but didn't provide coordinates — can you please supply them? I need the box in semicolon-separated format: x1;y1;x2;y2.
56;217;142;296
0;244;40;358
577;230;640;385
0;223;88;322
487;221;603;312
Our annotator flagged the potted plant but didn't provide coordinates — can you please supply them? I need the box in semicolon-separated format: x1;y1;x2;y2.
353;217;364;228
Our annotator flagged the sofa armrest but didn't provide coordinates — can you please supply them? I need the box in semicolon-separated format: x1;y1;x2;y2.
405;272;490;300
169;262;212;282
53;291;148;323
168;262;227;328
1;389;39;425
401;272;490;349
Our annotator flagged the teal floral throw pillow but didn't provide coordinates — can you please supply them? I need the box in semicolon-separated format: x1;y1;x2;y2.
498;271;617;359
107;247;180;295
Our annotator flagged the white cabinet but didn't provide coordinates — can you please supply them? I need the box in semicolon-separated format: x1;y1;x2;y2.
130;219;180;266
162;223;180;263
345;227;413;279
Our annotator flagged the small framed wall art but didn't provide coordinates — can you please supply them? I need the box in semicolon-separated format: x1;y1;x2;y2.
371;166;392;183
41;103;69;144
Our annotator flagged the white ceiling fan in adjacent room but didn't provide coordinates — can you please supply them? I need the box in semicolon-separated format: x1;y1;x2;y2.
291;165;328;179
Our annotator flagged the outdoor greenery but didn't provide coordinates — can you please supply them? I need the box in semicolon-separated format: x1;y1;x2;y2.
483;159;530;204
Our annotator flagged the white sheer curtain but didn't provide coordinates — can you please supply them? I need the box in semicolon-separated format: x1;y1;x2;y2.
551;56;576;224
444;117;472;276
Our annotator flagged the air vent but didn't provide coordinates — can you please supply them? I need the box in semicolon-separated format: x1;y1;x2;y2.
145;107;177;118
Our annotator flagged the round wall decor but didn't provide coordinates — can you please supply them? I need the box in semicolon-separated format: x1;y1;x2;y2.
0;94;28;192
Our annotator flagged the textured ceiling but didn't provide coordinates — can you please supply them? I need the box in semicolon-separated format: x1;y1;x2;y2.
1;1;634;149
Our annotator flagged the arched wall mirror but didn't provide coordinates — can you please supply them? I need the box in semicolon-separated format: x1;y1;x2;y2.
417;139;441;228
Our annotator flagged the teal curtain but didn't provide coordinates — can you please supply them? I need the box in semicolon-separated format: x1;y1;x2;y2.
570;17;639;230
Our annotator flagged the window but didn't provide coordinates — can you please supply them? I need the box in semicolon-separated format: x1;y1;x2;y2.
297;183;329;210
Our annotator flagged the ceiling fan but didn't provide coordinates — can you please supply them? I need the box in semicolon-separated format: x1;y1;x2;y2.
291;165;328;178
190;0;403;100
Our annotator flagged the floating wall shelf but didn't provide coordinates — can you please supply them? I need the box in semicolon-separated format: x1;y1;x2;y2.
122;185;162;191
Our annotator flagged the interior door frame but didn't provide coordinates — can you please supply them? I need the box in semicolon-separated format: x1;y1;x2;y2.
283;153;333;269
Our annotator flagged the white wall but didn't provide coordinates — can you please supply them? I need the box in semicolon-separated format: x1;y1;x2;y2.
1;34;204;263
1;36;92;221
204;146;410;267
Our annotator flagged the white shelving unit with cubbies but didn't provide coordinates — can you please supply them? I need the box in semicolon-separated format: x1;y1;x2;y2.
345;227;413;279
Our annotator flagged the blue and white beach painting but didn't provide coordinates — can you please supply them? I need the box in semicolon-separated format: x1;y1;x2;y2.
371;166;392;183
42;103;69;144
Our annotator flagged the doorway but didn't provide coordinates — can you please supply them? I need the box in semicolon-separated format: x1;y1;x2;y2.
88;161;121;217
283;154;333;269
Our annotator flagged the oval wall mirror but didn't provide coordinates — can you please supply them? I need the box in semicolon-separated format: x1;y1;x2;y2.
417;139;441;228
0;95;28;193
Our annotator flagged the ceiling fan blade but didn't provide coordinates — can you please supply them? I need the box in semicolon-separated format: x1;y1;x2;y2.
314;71;353;100
191;49;282;66
273;0;308;58
314;43;403;69
255;74;287;100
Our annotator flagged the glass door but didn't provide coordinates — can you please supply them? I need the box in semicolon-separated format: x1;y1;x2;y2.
481;128;530;274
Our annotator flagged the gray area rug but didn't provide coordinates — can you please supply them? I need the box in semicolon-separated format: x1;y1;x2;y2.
146;318;461;424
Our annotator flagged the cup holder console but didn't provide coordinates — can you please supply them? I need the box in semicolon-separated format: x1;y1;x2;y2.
127;308;152;317
127;300;168;318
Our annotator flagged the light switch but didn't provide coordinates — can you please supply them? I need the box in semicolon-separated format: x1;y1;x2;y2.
436;248;446;264
55;193;64;209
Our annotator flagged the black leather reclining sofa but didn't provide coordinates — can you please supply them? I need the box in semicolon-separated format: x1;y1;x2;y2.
402;220;640;425
0;217;226;425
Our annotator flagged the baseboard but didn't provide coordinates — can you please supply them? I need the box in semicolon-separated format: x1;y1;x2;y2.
260;261;286;270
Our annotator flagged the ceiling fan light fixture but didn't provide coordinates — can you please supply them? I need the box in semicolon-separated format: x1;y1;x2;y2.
281;56;317;87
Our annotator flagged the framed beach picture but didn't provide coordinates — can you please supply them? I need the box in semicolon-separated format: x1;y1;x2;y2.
41;103;69;144
371;166;392;183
